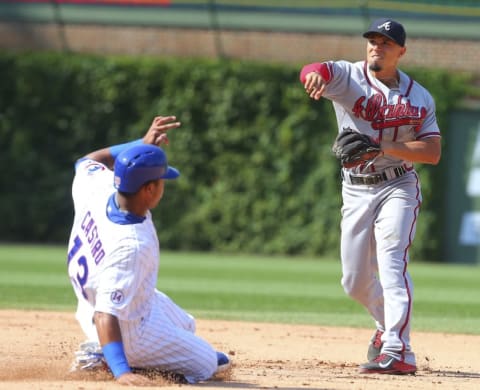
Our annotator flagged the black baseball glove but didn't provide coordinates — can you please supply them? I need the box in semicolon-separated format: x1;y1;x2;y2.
332;127;381;168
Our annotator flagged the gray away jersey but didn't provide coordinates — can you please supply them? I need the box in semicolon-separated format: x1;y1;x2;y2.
322;60;441;173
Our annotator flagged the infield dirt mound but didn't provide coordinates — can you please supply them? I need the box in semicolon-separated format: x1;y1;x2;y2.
0;310;479;389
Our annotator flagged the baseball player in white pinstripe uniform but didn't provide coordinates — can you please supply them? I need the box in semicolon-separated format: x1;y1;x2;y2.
300;18;441;374
67;116;230;385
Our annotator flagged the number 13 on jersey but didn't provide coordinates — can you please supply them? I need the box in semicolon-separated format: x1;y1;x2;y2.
67;235;89;299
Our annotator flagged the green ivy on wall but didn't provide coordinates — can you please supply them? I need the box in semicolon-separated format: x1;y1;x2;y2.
0;51;470;261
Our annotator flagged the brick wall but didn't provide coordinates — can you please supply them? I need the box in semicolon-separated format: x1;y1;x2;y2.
1;22;479;74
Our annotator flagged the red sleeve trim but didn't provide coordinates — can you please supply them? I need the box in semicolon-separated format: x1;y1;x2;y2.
299;62;333;84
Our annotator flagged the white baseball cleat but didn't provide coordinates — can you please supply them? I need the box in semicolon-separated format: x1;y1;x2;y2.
70;340;106;372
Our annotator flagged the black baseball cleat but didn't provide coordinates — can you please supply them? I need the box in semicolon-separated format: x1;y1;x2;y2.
367;329;384;361
360;353;417;375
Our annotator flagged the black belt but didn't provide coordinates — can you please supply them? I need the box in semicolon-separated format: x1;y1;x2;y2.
343;166;407;185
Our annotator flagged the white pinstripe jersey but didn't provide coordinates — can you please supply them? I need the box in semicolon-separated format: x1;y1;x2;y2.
67;158;220;383
67;158;159;322
321;60;441;173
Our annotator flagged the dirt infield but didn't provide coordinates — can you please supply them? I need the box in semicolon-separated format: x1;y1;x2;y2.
1;310;479;390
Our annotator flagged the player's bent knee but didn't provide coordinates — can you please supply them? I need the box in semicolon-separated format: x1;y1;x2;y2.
341;275;370;302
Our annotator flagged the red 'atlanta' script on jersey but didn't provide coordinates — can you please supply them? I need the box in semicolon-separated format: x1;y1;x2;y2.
352;94;427;131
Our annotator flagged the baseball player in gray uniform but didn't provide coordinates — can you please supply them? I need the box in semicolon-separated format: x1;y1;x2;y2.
300;18;441;374
67;116;231;385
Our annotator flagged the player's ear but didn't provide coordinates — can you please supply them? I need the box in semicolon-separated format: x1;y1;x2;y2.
143;181;155;194
399;45;406;57
143;180;162;196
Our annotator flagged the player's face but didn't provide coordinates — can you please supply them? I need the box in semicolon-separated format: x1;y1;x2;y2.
366;34;405;72
146;179;165;209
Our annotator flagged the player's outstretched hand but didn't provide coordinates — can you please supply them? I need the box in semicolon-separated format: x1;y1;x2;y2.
143;116;182;146
304;72;326;100
116;372;154;386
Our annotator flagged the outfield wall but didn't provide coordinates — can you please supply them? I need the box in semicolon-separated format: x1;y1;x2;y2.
1;22;480;74
0;0;479;73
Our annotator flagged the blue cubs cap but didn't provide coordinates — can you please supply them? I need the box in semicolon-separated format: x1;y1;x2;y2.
363;18;406;47
114;144;179;194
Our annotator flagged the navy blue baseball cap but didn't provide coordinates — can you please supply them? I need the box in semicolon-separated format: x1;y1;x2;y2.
363;18;406;47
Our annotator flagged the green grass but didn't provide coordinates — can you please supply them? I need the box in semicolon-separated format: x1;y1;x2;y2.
0;244;479;334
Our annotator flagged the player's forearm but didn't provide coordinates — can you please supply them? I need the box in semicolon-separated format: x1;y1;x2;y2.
94;311;132;378
94;311;123;343
85;139;144;169
380;137;441;165
85;147;115;169
300;63;322;83
81;116;180;169
299;62;333;84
